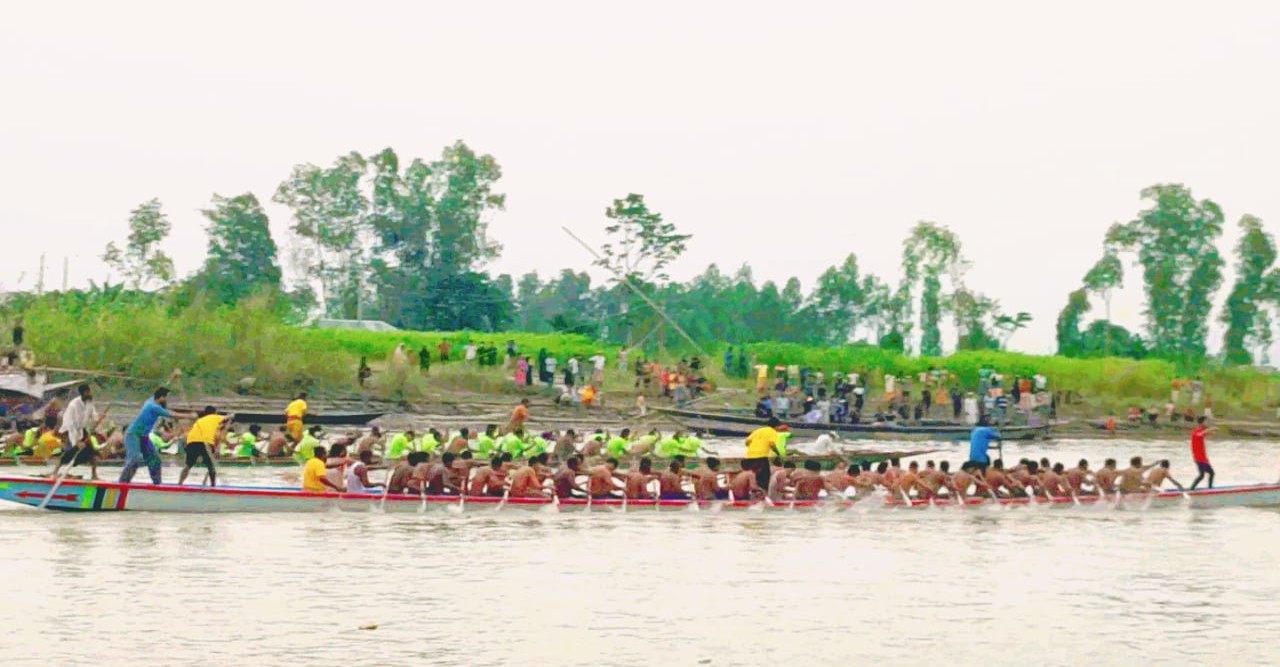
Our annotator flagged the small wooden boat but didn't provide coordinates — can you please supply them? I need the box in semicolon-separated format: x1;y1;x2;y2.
1;475;1276;513
660;407;1051;441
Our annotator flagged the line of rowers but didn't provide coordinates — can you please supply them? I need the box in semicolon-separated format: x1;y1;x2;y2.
301;441;1188;502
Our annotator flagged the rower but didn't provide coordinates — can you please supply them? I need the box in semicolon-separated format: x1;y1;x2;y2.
178;406;228;487
768;460;796;501
386;429;416;460
1063;459;1094;495
689;457;727;500
948;462;986;500
468;456;508;497
50;383;101;481
659;457;691;500
345;450;384;494
1117;457;1156;493
1039;463;1069;498
1189;416;1215;490
823;464;859;497
791;460;829;500
606;429;631;460
120;388;197;485
624;457;660;500
554;456;588;499
588;458;625;499
302;445;342;493
1145;460;1185;492
425;452;461;495
967;418;1002;474
446;429;471;456
234;424;264;458
553;430;579;463
728;463;764;500
1094;459;1120;494
294;426;323;462
388;452;426;494
267;426;290;457
984;460;1024;497
509;453;550;498
357;427;385;458
285;392;308;446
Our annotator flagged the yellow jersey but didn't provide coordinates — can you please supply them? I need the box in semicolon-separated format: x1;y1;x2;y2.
302;457;328;492
187;414;224;445
744;426;778;459
36;430;62;457
286;399;307;421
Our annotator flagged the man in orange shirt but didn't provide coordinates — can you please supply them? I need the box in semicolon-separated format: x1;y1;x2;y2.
505;398;530;434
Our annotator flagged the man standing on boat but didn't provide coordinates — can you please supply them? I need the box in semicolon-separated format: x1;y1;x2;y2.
285;392;308;445
967;418;1002;474
1189;416;1215;490
744;417;782;490
120;388;197;484
178;406;229;487
50;383;101;481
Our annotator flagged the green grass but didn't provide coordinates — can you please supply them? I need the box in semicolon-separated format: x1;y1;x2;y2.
6;291;1278;416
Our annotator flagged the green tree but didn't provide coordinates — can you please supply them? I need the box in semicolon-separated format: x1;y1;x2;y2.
901;221;962;355
596;193;690;344
1107;184;1225;359
102;198;175;290
1221;214;1278;365
1056;288;1091;356
273;152;370;318
196;193;281;304
809;254;866;344
1082;253;1124;324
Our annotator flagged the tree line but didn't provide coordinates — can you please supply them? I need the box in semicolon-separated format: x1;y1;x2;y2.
95;144;1274;366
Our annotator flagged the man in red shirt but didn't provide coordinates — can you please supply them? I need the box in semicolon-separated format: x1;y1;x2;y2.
1190;416;1215;490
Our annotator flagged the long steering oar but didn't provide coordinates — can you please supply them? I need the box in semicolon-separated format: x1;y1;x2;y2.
39;464;75;509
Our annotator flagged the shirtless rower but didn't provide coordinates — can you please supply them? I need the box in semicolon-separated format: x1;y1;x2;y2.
768;460;797;501
267;426;290;457
883;458;904;490
468;456;508;497
624;457;660;500
1094;459;1120;495
791;460;830;500
445;429;471;456
509;453;550;498
553;456;588;499
1117;457;1157;494
824;464;860;497
1008;460;1043;496
430;453;465;494
947;462;987;501
357;427;384;457
406;452;434;494
580;430;605;459
658;457;692;500
919;460;949;495
588;458;625;499
387;452;423;494
1039;463;1070;498
554;430;579;463
689;457;727;500
896;461;931;499
984;460;1024;497
1145;460;1185;492
1062;459;1095;495
728;464;765;500
856;462;889;498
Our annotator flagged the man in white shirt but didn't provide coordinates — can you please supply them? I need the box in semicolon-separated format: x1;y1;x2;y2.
344;450;383;494
52;383;100;480
589;353;607;385
568;356;581;384
464;343;478;364
545;355;559;386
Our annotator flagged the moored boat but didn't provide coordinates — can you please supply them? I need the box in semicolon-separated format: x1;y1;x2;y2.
1;475;1276;513
660;407;1051;441
172;409;388;426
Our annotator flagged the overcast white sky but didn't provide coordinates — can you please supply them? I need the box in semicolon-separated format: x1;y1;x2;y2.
3;0;1279;353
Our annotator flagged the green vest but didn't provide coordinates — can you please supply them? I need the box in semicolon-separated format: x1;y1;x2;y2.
387;433;411;459
294;434;320;462
236;433;258;458
606;436;629;458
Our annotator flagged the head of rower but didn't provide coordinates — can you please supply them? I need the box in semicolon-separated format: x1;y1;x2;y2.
313;444;328;461
565;455;582;473
605;457;620;471
706;457;720;472
876;461;889;474
638;457;653;474
358;449;374;465
939;461;951;473
1078;459;1089;471
1130;456;1143;468
803;460;821;472
1104;458;1117;470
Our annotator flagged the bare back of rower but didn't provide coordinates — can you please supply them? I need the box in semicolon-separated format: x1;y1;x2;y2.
729;469;762;499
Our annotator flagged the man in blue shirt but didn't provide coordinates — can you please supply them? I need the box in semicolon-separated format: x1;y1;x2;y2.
968;418;1002;474
119;388;196;484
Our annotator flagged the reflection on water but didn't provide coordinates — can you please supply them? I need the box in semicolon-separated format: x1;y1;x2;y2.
1;438;1279;666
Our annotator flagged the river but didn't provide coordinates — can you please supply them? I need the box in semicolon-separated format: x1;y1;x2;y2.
2;437;1278;666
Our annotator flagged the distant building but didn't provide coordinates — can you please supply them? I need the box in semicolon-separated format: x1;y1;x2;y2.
314;318;399;332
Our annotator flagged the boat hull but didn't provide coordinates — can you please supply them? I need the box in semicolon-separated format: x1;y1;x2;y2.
1;476;1276;513
661;408;1050;441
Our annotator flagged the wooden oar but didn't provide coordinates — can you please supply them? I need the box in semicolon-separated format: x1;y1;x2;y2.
379;469;394;512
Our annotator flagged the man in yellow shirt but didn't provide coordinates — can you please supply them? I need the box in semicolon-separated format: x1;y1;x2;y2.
179;406;229;487
285;392;308;444
303;445;343;493
744;417;782;490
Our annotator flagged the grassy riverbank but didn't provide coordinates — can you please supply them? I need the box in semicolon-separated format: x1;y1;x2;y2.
5;293;1278;418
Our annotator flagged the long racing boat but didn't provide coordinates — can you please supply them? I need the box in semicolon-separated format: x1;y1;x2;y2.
1;475;1276;513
